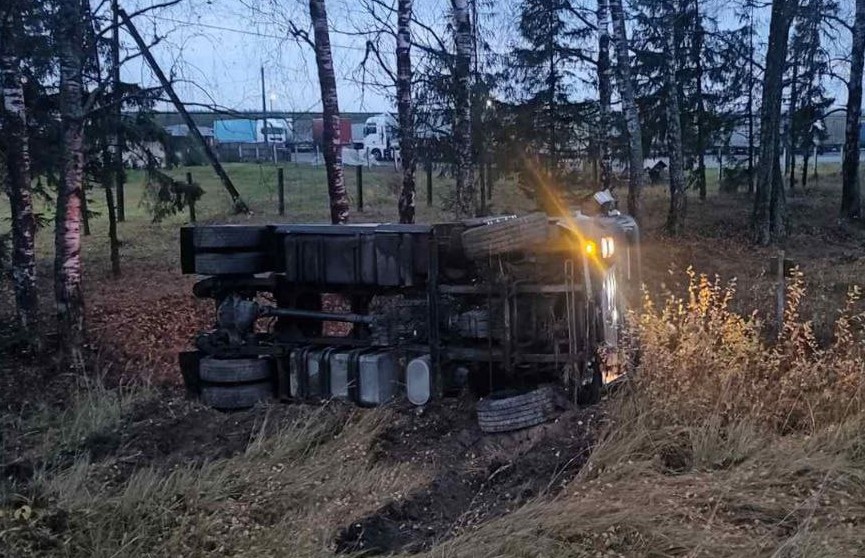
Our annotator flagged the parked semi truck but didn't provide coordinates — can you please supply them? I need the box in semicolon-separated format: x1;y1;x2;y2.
362;113;398;161
178;197;639;432
213;118;293;144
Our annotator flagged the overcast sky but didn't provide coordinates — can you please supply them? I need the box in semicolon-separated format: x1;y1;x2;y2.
119;0;853;114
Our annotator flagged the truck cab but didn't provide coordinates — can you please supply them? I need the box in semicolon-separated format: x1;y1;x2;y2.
362;113;399;161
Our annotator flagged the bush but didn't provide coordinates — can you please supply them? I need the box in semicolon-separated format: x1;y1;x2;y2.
627;269;865;433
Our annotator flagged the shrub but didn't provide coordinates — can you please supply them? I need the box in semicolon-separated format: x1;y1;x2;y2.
628;268;865;433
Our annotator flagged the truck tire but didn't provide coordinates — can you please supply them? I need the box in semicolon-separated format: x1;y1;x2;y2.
476;386;559;434
200;382;273;410
461;212;549;260
199;357;272;383
194;252;268;275
192;226;268;250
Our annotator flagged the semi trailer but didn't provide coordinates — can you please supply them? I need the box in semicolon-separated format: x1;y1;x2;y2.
178;201;639;431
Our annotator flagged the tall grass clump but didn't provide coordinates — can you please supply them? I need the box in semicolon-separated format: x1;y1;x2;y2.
631;268;865;433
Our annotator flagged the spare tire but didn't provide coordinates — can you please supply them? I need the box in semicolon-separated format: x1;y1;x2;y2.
194;252;268;275
200;381;273;410
192;226;268;250
476;386;560;433
200;357;272;383
461;212;549;260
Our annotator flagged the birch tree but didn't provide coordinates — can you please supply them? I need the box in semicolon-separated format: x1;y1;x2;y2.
310;0;349;224
692;0;707;200
396;0;416;223
55;0;87;366
452;0;475;217
1;41;38;336
609;0;644;219
664;12;687;235
841;0;865;221
752;0;797;245
597;0;613;192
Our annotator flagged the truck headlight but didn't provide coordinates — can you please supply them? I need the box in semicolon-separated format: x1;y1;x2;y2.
601;236;615;259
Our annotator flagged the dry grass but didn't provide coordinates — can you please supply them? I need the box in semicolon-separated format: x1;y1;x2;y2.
1;394;429;557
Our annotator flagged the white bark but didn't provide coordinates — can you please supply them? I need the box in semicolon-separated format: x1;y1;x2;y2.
397;0;416;223
609;0;644;219
55;0;86;365
663;20;686;235
309;0;349;224
452;0;475;217
1;54;38;334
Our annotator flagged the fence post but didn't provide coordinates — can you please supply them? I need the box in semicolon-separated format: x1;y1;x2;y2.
186;171;196;223
426;160;433;206
775;250;786;338
356;165;364;212
277;167;285;216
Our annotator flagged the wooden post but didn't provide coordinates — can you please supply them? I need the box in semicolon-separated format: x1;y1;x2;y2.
277;167;285;216
356;165;363;212
775;250;785;338
718;147;723;184
426;160;433;206
81;188;91;236
186;172;196;223
118;8;247;212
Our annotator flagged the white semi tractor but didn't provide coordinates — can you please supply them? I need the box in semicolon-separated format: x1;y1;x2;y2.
362;113;399;161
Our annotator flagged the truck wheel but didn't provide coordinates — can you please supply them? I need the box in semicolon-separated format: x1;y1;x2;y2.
371;148;382;161
194;252;268;275
192;226;268;250
476;386;559;434
199;357;272;383
461;212;549;260
200;382;273;410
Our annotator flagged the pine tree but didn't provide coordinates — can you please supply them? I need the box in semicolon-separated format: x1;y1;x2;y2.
511;0;592;176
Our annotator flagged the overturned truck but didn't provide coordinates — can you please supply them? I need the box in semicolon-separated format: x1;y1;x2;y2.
179;206;639;431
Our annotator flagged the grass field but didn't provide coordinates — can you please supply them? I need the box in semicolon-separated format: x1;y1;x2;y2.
3;162;865;557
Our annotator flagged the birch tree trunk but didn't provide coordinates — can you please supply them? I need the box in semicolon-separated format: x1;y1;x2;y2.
787;46;800;193
841;0;865;221
1;54;39;335
396;0;416;224
693;0;707;200
596;0;613;192
452;0;475;217
753;0;795;245
310;0;349;224
55;0;87;366
609;0;644;219
747;7;755;195
664;17;687;235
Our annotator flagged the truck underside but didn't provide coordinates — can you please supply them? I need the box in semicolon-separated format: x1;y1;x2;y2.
178;211;639;419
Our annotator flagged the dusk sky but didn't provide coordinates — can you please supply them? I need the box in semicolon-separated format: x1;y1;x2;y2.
119;0;854;114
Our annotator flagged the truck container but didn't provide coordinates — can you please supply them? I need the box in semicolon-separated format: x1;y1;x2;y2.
312;117;353;146
214;118;293;144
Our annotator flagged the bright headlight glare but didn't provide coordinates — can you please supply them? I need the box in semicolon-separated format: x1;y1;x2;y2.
601;236;615;258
